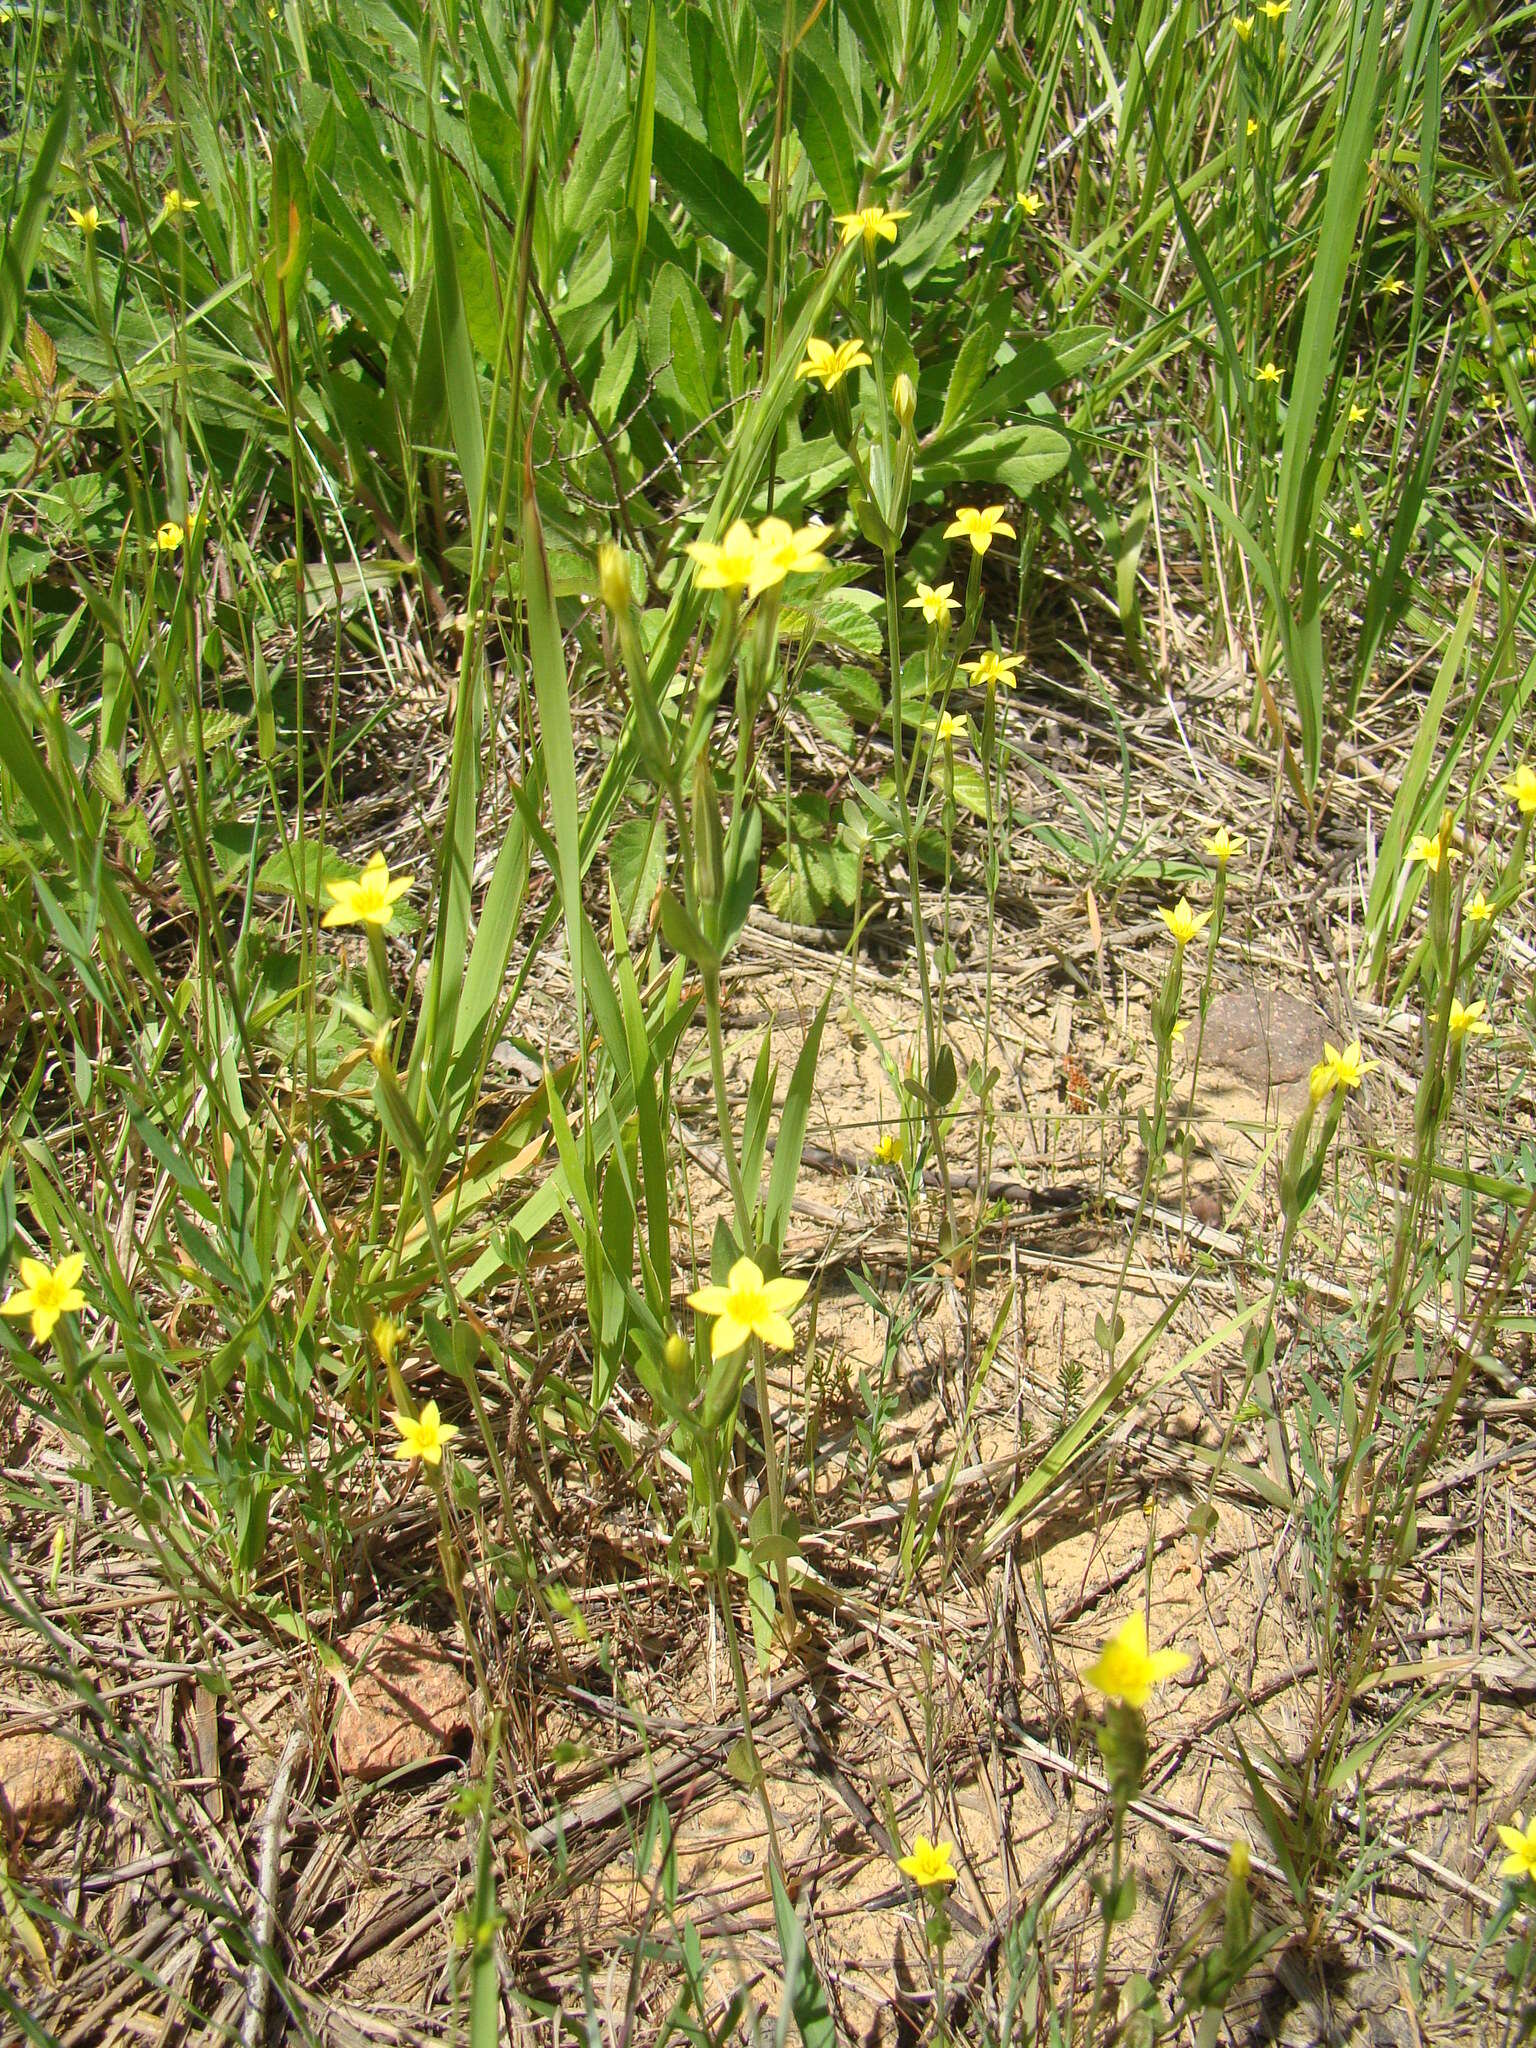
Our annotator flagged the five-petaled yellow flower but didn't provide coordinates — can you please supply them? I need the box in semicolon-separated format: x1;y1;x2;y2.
1255;361;1282;386
1084;1612;1190;1709
898;1835;957;1888
688;1255;808;1362
157;521;184;552
1348;401;1368;424
833;204;909;252
906;580;956;628
1202;826;1245;865
1246;118;1259;138
68;203;101;235
1259;1;1287;17
1501;763;1536;816
934;710;967;747
1016;190;1043;218
1378;276;1406;298
1234;14;1254;38
1448;997;1492;1042
961;648;1023;691
1497;1813;1536;1883
686;519;760;592
160;186;198;219
322;850;414;929
2;1253;87;1345
388;1400;460;1467
873;1132;904;1166
795;336;873;392
1159;897;1213;948
944;504;1016;556
1465;890;1494;924
1308;1039;1374;1103
749;517;830;598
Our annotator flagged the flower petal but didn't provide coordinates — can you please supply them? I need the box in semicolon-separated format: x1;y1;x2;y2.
710;1312;750;1361
687;1285;732;1317
753;1311;796;1352
54;1253;87;1290
762;1276;808;1314
17;1258;49;1290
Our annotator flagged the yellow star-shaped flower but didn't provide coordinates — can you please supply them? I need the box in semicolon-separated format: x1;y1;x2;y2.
160;186;199;220
1308;1039;1375;1103
687;1256;808;1362
1501;763;1536;817
933;710;968;747
388;1399;460;1467
961;648;1023;690
322;851;415;929
67;203;102;235
1259;1;1287;17
1497;1813;1536;1883
1255;361;1283;386
1016;190;1043;218
898;1835;957;1888
1379;276;1406;298
1202;826;1245;865
686;520;760;592
1447;997;1492;1042
157;520;185;552
944;504;1016;556
1234;14;1254;38
1406;829;1457;873
1464;890;1495;925
794;336;873;392
1158;897;1213;948
905;580;956;628
873;1132;904;1166
832;204;909;252
1083;1612;1190;1709
1348;401;1368;424
749;516;830;598
1;1253;87;1345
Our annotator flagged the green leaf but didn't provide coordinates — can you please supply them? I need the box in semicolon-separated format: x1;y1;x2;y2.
771;1861;836;2048
652;113;768;274
266;134;312;322
427;153;485;517
790;52;861;214
609;813;667;935
523;479;586;1049
624;4;657;302
0;47;74;367
647;261;717;423
763;989;830;1255
920;421;1070;496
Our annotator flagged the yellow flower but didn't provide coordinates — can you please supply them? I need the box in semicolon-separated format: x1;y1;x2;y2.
598;541;631;615
1255;361;1282;386
1406;829;1457;873
686;519;760;592
1497;1813;1536;1883
687;1255;808;1362
891;373;917;429
1348;520;1366;541
1;1253;87;1345
1501;763;1536;816
1158;897;1213;948
906;580;956;628
1083;1612;1190;1710
934;710;968;747
1448;997;1492;1041
1308;1039;1374;1104
1378;276;1406;298
1246;118;1259;138
322;850;414;929
832;203;909;252
67;203;101;234
388;1399;460;1467
160;186;198;219
795;336;873;392
961;648;1023;691
873;1132;904;1166
1348;401;1368;424
749;516;830;598
944;504;1016;556
1465;890;1494;924
1202;825;1245;865
1259;1;1287;16
898;1835;957;1889
1171;1018;1188;1044
156;520;185;552
1234;15;1254;40
372;1314;405;1364
1016;190;1043;218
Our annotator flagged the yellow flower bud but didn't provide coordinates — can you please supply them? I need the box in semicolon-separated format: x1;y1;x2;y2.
598;541;631;616
891;372;916;431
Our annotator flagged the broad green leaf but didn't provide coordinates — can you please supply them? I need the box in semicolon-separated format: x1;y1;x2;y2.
652;113;768;274
790;52;861;215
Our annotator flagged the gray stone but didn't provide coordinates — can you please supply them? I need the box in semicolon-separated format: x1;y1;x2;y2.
1199;988;1328;1102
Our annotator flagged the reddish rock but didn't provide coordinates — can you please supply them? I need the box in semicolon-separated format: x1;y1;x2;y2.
0;1730;85;1840
333;1624;471;1782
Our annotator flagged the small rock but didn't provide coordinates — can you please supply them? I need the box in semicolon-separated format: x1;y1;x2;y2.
333;1623;472;1782
0;1730;85;1841
1200;989;1328;1106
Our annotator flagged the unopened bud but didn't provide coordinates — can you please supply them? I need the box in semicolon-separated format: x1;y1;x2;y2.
663;1331;689;1375
892;372;916;432
598;541;631;616
692;751;724;914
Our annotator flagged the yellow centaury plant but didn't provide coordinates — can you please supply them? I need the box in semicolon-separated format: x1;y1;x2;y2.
832;203;908;251
944;504;1016;555
2;1253;87;1344
1308;1039;1375;1104
1084;1611;1190;1709
1497;1813;1536;1882
906;580;956;627
898;1836;958;1888
687;1256;808;1361
960;648;1023;691
686;516;829;599
795;336;872;391
1159;897;1213;948
389;1400;460;1468
322;851;414;929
